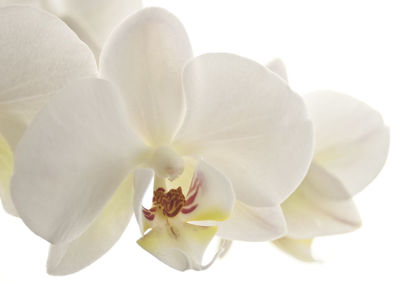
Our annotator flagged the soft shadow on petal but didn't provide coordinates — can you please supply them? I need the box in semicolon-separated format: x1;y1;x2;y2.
40;0;142;59
215;202;287;242
306;91;390;196
0;6;97;102
138;223;217;271
100;7;192;146
298;163;352;200
11;78;148;244
0;95;51;151
282;166;362;239
0;135;17;216
0;0;40;7
0;6;97;148
273;238;316;262
175;53;314;207
132;168;155;234
47;176;134;275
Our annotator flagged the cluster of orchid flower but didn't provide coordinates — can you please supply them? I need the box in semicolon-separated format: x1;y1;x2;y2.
0;0;389;275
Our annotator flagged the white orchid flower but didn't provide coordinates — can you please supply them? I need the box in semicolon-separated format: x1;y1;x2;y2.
267;59;390;261
0;0;142;59
5;7;314;273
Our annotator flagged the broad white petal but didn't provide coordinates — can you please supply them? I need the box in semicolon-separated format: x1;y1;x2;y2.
216;202;287;242
273;238;316;262
0;6;96;148
175;53;313;207
11;78;148;244
0;6;97;99
133;168;155;234
100;7;192;146
0;135;17;216
137;223;217;271
306;91;389;196
266;58;288;81
47;176;134;275
281;168;362;239
181;160;234;222
40;0;142;59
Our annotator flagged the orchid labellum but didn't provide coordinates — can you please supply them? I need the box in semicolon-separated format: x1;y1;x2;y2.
1;6;315;273
266;59;390;261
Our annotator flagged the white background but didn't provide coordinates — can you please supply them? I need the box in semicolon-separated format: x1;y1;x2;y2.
1;0;399;283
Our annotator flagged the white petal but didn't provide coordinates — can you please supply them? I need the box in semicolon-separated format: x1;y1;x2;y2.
137;223;217;271
266;58;288;81
0;95;51;151
0;0;39;6
273;238;316;262
0;135;17;216
0;6;96;148
181;160;234;222
133;168;155;234
47;176;134;275
0;6;97;101
281;166;362;239
11;78;148;244
175;53;314;207
100;7;193;146
215;202;287;242
40;0;142;59
302;163;352;200
306;91;390;196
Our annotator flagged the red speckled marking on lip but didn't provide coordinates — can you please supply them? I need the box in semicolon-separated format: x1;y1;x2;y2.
143;207;155;221
187;173;203;195
142;171;205;219
182;172;203;214
181;204;198;214
143;213;155;221
184;188;198;207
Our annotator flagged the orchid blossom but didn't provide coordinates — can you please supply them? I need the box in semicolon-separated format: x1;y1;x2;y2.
0;0;142;59
3;7;314;273
266;59;390;261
